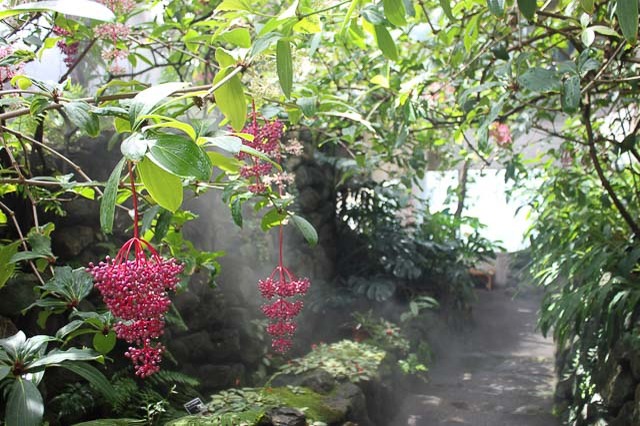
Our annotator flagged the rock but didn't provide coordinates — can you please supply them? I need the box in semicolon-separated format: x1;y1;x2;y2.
295;166;325;189
53;225;94;258
258;407;306;426
0;275;39;315
610;401;635;426
604;365;636;410
271;369;337;394
0;316;17;338
175;331;216;362
630;351;640;381
325;382;372;426
555;375;574;403
297;188;323;211
191;363;245;391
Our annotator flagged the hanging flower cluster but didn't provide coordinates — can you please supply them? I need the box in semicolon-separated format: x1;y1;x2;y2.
52;26;78;67
94;23;130;43
237;115;284;193
489;122;512;147
88;162;182;377
259;239;311;353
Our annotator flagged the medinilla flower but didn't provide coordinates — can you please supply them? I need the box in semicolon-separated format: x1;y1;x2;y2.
259;227;311;354
88;162;182;377
237;112;285;193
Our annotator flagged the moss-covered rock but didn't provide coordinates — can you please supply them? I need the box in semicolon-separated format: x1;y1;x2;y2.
166;385;348;426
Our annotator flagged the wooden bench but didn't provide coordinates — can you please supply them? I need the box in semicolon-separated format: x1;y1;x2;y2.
469;267;496;291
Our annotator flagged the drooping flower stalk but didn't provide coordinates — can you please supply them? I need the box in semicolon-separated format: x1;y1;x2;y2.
237;104;310;353
88;161;182;377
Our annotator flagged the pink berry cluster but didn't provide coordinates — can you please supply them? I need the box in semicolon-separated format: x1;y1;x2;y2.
259;265;310;353
0;45;24;83
88;238;182;377
98;0;135;13
237;116;284;193
489;122;512;147
52;26;78;67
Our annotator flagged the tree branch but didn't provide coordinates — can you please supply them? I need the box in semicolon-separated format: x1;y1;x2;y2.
583;96;640;239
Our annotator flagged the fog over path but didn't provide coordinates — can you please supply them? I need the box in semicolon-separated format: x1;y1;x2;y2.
393;288;559;426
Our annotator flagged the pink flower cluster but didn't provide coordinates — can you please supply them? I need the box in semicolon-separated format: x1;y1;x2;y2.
259;265;310;353
94;23;130;43
237;117;284;193
0;45;24;83
88;238;182;378
99;0;135;13
489;122;512;147
53;26;79;67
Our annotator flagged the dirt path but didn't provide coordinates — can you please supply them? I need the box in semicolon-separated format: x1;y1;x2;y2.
392;288;559;426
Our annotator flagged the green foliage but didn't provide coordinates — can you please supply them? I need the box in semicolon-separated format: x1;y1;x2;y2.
170;385;342;425
278;340;386;382
0;331;106;426
3;0;640;423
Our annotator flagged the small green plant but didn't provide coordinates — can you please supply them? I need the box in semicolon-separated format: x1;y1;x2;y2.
0;330;114;425
278;340;385;382
352;311;410;354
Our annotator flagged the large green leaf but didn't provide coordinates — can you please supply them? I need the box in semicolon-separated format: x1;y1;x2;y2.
6;379;43;426
59;361;117;403
219;28;252;48
580;0;595;13
290;215;318;247
137;157;183;213
617;0;638;43
63;102;100;137
383;0;407;26
517;0;536;21
207;152;242;174
439;0;455;19
100;158;126;234
261;208;287;231
202;136;243;154
374;25;398;61
561;75;581;113
28;348;102;370
120;134;150;161
518;67;560;92
213;67;247;131
129;82;189;128
0;331;26;359
0;0;115;21
216;0;252;11
92;331;116;355
276;39;293;98
0;242;20;289
39;266;94;303
0;365;10;381
146;135;212;181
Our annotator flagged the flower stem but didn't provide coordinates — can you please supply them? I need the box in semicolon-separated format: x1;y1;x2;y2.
127;161;139;240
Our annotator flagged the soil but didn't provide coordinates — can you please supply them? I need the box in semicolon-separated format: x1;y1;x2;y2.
392;287;560;426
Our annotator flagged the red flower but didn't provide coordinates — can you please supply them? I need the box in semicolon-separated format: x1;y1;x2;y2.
88;238;182;377
88;161;182;377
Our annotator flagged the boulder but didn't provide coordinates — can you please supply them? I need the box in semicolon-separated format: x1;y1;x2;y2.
271;369;337;394
604;365;636;411
257;407;306;426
